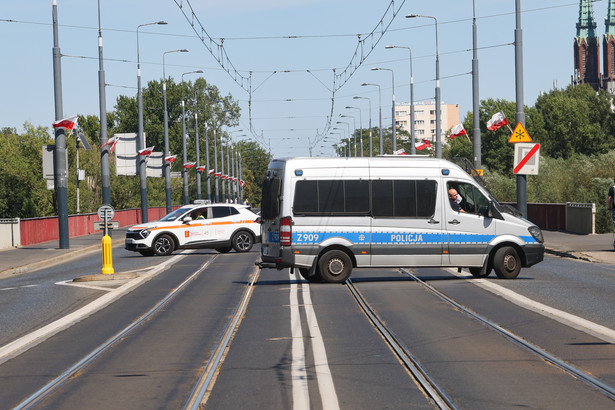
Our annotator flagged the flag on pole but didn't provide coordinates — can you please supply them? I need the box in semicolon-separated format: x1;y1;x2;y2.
415;139;431;151
196;166;205;172
164;155;177;163
221;174;228;180
208;169;215;175
393;148;406;155
101;135;121;153
183;162;196;169
240;180;246;187
52;115;78;131
487;112;509;131
214;171;222;178
138;146;154;156
450;123;467;139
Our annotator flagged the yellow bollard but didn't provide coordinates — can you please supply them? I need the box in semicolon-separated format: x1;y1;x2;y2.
101;234;114;274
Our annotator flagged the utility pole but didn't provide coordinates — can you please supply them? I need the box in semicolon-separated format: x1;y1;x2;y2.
515;0;527;218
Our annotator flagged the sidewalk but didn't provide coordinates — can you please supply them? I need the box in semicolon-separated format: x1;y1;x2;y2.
1;229;614;278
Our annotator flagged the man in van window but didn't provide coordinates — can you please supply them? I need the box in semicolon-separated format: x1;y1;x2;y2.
448;188;466;213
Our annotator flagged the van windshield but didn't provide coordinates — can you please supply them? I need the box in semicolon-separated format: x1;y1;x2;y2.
261;177;281;220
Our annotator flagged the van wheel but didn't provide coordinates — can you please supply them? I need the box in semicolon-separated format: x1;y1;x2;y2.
232;231;254;252
154;234;174;256
493;246;521;279
318;250;352;283
299;267;322;283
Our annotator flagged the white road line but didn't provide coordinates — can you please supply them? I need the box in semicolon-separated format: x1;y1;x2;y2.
0;253;187;365
447;268;615;344
1;285;39;291
301;282;340;410
289;271;309;410
56;280;116;292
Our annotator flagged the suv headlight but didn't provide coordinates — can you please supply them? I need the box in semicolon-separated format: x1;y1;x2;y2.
139;228;152;239
528;226;543;244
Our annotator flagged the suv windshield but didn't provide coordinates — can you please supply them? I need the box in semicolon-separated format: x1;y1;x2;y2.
159;207;191;222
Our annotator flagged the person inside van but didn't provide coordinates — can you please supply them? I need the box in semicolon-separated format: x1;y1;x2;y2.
448;188;466;213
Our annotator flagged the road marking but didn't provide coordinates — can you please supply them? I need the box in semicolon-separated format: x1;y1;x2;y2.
1;285;39;291
289;271;310;410
0;253;188;365
447;268;615;344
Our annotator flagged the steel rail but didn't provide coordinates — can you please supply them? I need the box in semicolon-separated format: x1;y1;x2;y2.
15;255;218;410
184;266;261;409
399;268;615;402
345;278;457;410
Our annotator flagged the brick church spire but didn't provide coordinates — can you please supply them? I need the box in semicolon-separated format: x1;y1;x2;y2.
574;0;601;90
603;0;615;92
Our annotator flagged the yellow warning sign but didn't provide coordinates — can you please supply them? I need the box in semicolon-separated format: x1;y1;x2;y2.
509;122;532;143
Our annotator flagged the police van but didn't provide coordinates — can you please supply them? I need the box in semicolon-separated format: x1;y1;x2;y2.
258;156;544;283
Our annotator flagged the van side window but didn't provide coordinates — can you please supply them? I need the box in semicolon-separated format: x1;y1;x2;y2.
261;177;281;219
372;180;437;218
448;182;489;214
294;180;369;215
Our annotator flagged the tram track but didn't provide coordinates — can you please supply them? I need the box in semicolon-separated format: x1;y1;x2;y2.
396;268;615;403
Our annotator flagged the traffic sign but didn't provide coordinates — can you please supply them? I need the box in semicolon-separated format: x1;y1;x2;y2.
513;143;540;175
97;204;115;221
509;122;532;143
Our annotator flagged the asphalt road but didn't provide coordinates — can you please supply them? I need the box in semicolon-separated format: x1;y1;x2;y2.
1;248;615;408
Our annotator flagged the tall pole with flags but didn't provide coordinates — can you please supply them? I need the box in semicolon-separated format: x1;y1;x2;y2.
515;0;527;218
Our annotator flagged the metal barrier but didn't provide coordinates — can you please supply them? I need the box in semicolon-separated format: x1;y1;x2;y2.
0;218;20;249
566;202;596;234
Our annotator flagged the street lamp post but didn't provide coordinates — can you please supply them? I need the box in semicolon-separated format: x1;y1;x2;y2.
340;115;356;156
353;96;372;158
371;67;396;153
361;82;382;156
97;0;111;206
336;121;352;156
472;0;481;169
162;48;188;212
406;14;440;158
345;106;363;157
332;127;348;157
137;20;167;223
180;70;203;205
385;45;415;154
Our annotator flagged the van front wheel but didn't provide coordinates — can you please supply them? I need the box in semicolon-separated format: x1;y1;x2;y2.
493;246;521;279
318;250;352;283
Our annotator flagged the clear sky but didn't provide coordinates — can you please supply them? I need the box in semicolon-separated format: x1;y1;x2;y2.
0;0;605;158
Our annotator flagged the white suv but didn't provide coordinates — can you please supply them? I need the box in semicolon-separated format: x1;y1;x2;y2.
125;203;261;256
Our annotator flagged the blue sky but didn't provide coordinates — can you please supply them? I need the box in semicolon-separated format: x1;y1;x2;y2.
0;0;604;157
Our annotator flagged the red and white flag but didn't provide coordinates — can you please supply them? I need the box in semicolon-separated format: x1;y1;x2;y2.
450;123;467;139
240;180;246;187
183;162;196;169
208;169;215;175
393;148;406;155
415;139;431;151
52;115;78;131
101;135;121;153
487;112;509;131
221;174;228;180
214;171;222;177
138;146;154;156
164;155;177;163
196;166;205;172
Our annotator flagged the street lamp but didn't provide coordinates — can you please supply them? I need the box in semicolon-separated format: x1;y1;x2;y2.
361;82;382;156
340;115;356;156
345;106;363;157
406;14;441;158
137;20;167;222
181;70;203;205
371;67;396;154
385;45;415;154
335;121;352;156
332;127;348;157
353;96;372;158
162;48;188;212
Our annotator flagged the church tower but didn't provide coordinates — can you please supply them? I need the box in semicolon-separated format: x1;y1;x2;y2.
574;0;601;90
603;0;615;92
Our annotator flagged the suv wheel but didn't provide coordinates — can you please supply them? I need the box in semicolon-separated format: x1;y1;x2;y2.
154;234;174;256
232;231;254;252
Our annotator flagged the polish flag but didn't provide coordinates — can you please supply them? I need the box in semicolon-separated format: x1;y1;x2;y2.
208;169;215;175
415;139;431;151
101;135;120;153
164;155;177;163
196;166;205;172
52;115;78;131
393;148;406;155
214;171;222;177
138;146;154;156
221;174;228;180
450;123;467;139
183;162;196;169
487;112;509;131
240;180;246;187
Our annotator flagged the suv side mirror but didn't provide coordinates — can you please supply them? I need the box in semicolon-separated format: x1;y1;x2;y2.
183;216;193;223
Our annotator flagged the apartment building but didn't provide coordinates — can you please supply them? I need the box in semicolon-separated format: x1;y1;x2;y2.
394;101;460;143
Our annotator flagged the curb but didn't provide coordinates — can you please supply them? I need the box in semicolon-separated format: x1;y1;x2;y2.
73;271;140;282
